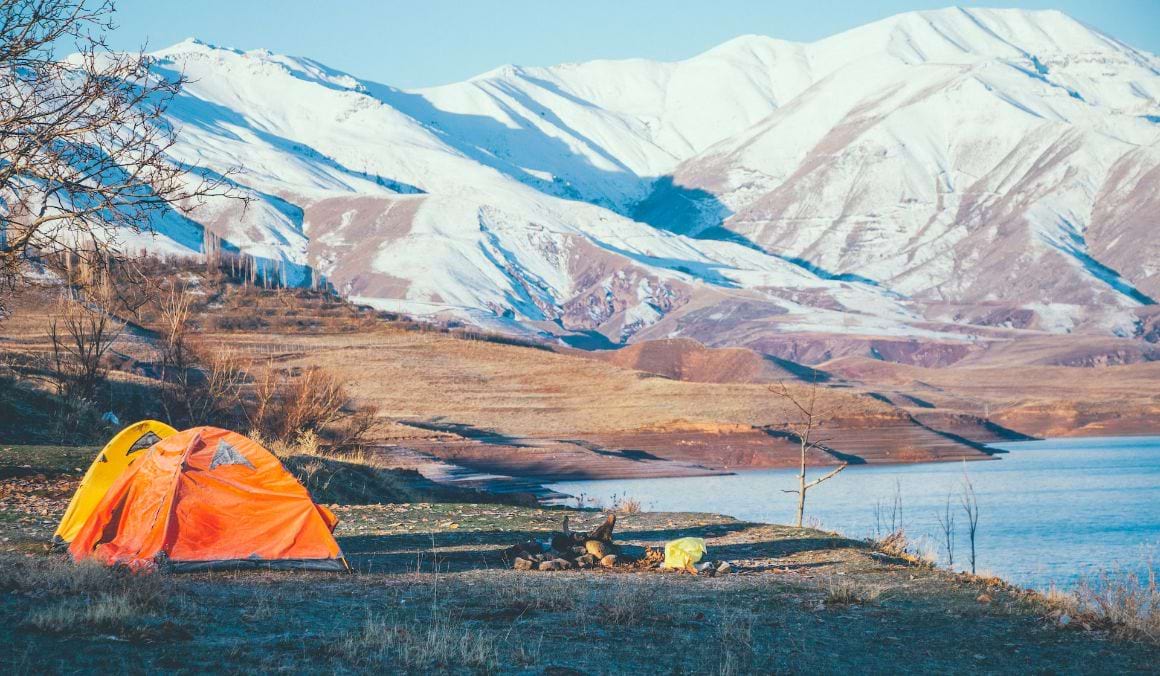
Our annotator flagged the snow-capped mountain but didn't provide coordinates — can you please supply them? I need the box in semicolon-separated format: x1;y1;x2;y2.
139;8;1160;348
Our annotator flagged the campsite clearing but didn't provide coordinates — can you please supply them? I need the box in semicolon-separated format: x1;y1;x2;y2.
2;445;1156;672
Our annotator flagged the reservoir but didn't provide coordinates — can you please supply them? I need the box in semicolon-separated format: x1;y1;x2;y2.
551;436;1160;589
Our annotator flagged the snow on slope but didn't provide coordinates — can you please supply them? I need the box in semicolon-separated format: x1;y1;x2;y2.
135;8;1160;346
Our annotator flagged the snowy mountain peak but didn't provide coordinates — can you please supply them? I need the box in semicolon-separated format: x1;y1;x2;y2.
132;11;1160;348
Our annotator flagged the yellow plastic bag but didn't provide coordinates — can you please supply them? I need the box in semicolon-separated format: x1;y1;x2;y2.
662;537;707;570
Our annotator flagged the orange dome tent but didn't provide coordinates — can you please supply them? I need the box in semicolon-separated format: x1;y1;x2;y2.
70;427;347;572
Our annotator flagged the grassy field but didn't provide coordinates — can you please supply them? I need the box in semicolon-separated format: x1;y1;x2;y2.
1;446;1156;673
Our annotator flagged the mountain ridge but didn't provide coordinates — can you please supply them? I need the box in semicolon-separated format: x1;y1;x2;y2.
129;7;1158;353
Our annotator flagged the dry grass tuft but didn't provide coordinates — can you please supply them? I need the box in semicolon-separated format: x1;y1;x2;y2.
824;578;881;606
610;493;644;514
335;614;500;671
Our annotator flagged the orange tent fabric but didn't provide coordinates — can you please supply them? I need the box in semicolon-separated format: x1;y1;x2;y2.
70;427;346;572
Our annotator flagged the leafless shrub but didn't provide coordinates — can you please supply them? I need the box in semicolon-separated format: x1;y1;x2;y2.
874;530;911;559
153;286;247;427
1046;558;1160;643
1073;565;1159;641
610;492;643;514
874;479;903;538
244;361;379;452
46;286;123;401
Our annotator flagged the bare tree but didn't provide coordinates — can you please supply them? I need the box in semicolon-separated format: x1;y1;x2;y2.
46;282;121;400
936;490;956;570
874;478;903;537
0;0;233;313
770;379;848;528
959;467;980;575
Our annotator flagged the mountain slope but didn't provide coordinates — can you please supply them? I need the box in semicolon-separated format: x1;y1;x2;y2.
134;8;1160;349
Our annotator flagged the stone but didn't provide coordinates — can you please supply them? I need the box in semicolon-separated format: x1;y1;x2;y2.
716;562;734;574
600;554;619;568
585;540;611;558
513;558;534;571
553;558;574;570
538;560;564;572
576;554;598;568
976;593;992;604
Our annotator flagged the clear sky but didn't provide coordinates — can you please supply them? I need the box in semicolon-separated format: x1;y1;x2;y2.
107;1;1160;89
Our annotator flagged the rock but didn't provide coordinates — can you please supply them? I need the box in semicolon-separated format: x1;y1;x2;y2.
576;554;598;568
538;560;564;572
716;562;734;574
585;540;612;558
513;558;534;571
1058;613;1071;627
694;562;714;574
600;554;619;568
976;593;992;604
553;558;574;570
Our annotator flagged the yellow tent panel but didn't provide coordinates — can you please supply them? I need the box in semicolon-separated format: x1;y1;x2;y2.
53;420;177;544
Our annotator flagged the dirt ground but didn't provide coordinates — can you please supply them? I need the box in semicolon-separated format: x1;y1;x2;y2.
2;446;1156;674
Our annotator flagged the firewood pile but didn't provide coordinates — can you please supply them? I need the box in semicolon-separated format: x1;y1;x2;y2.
502;513;734;575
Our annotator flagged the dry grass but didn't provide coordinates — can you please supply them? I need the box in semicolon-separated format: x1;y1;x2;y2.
587;577;659;627
824;577;882;606
1;554;174;634
610;493;644;514
713;607;757;676
1048;564;1160;642
335;614;500;671
211;329;898;439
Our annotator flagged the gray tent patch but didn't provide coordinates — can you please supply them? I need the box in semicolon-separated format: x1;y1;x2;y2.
128;432;163;454
209;441;255;470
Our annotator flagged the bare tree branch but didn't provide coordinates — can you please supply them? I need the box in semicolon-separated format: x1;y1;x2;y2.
0;0;239;313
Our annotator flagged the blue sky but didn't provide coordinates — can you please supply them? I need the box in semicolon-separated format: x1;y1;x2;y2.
108;1;1160;88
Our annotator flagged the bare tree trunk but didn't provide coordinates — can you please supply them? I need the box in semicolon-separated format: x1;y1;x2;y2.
796;439;807;527
936;490;956;569
960;467;980;575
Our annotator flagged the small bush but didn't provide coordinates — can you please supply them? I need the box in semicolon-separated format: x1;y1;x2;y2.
1055;564;1160;642
610;493;643;514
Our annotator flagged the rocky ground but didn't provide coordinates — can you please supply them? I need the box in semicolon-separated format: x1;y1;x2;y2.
2;445;1156;673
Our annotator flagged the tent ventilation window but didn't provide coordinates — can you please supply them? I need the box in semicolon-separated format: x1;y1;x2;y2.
128;432;163;454
210;441;256;470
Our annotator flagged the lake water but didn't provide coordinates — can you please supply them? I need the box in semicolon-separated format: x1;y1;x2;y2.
550;436;1160;590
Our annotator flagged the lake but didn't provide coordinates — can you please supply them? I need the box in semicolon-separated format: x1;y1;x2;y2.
550;436;1160;590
